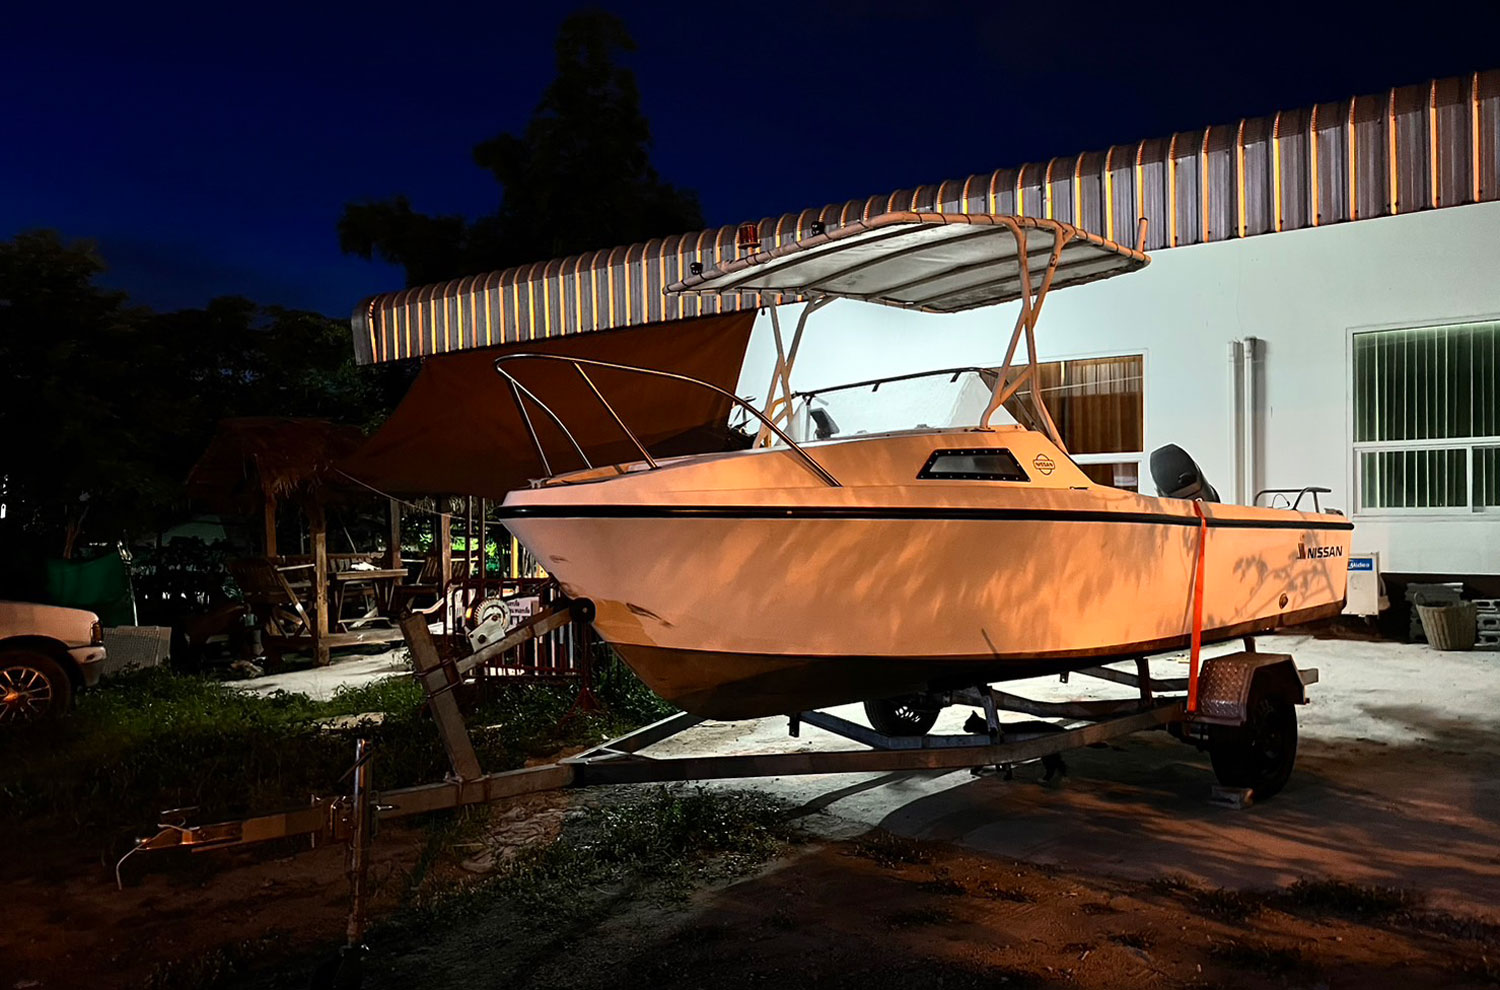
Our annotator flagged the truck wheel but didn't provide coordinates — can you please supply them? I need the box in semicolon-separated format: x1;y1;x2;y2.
0;649;74;726
1208;682;1298;798
864;696;941;736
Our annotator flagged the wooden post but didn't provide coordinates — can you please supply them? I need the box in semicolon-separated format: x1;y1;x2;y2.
401;613;482;781
438;510;453;588
387;498;402;570
310;501;331;666
437;507;452;619
476;499;487;584
463;495;474;580
263;492;278;558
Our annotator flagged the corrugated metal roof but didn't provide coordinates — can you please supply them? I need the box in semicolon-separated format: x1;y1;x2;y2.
351;70;1500;366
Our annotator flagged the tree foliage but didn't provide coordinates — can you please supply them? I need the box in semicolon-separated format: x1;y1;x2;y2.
338;8;702;286
0;230;402;563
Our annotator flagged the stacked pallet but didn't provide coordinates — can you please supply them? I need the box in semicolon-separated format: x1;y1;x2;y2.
1476;600;1500;650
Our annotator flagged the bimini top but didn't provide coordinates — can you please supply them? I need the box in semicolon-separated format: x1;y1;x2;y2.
665;212;1148;313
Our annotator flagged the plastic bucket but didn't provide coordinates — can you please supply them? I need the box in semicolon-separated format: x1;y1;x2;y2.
1417;602;1478;651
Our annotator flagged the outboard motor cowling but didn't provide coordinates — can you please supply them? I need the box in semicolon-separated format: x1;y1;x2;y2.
1149;444;1220;502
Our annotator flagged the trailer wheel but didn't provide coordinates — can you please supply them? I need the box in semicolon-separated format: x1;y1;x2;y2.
864;696;941;736
1207;682;1298;799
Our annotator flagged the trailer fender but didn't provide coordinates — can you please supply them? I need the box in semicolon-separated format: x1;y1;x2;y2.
1193;652;1307;727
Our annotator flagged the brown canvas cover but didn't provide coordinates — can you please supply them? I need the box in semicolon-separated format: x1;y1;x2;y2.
338;311;757;499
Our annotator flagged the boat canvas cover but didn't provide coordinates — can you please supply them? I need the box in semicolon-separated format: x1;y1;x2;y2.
337;312;756;500
666;213;1148;312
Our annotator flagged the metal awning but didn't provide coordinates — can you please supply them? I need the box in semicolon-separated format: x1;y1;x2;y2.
665;212;1148;313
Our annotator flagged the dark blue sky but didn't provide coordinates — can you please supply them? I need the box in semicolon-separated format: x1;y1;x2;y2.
5;1;1498;316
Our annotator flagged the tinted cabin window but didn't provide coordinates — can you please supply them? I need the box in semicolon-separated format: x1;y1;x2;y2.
918;449;1029;481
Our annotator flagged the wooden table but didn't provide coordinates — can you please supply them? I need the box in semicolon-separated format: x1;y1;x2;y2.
331;568;410;629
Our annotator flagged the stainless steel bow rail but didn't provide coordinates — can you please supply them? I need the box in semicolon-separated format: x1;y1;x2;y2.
492;352;843;488
118;610;1315;988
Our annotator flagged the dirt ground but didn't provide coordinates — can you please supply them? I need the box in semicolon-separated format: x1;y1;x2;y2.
8;636;1500;988
457;838;1499;990
7;735;1499;989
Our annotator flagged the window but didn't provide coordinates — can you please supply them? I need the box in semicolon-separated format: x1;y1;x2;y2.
918;449;1029;481
1001;354;1144;491
1352;320;1500;512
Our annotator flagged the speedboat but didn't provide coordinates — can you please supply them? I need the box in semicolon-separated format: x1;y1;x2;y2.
496;213;1352;719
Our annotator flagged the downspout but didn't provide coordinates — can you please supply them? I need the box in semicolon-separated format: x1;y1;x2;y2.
1241;336;1261;504
1226;340;1244;503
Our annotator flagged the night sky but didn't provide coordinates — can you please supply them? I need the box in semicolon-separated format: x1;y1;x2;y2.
5;1;1499;317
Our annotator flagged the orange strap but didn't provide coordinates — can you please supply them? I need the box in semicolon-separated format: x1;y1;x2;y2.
1187;502;1208;713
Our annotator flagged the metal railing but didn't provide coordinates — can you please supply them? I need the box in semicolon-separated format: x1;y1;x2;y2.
792;365;991;403
1254;487;1332;513
492;353;841;488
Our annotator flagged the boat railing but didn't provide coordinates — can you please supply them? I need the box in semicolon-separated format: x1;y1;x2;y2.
793;365;992;403
1254;487;1332;513
491;353;842;488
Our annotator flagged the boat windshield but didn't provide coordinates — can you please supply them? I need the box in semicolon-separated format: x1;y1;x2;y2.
785;366;1019;443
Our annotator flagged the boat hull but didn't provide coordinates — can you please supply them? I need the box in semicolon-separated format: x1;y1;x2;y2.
613;601;1343;718
502;431;1352;719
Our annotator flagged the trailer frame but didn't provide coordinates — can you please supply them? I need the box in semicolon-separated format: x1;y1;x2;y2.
117;606;1317;986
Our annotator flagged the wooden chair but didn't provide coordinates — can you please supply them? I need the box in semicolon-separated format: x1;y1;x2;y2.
388;551;445;617
227;557;315;667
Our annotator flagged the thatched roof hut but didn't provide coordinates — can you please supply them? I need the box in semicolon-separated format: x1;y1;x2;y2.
186;417;366;513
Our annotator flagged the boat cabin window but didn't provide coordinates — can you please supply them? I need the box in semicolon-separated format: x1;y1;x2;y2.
918;449;1029;482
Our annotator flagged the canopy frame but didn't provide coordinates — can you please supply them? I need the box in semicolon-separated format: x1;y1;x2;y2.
665;213;1150;452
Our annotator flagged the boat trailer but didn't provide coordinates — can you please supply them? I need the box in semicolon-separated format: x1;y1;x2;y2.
118;605;1317;985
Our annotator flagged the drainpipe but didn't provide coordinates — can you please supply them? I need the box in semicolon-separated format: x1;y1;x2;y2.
1241;336;1261;505
1226;340;1244;504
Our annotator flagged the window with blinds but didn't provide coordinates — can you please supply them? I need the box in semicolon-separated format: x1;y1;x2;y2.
1004;354;1144;491
1352;321;1500;512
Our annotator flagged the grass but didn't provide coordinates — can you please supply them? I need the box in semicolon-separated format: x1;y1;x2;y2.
142;934;292;990
494;786;797;909
1146;873;1500;948
846;828;937;867
1274;877;1421;917
885;906;956;929
915;867;968;896
379;786;798;939
0;653;673;842
1209;939;1314;976
976;880;1034;902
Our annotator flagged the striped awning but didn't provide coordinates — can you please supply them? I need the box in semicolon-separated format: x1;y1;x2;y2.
665;213;1148;312
351;69;1500;365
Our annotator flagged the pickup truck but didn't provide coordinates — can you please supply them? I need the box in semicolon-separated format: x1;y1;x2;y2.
0;601;109;725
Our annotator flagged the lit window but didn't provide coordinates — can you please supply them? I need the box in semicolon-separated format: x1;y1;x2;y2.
1352;321;1500;512
918;449;1029;481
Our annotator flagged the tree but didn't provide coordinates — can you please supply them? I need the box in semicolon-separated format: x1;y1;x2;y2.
0;231;161;557
0;231;404;566
339;8;702;286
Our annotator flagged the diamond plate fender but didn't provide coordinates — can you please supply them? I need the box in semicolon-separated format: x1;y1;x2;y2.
1192;652;1310;727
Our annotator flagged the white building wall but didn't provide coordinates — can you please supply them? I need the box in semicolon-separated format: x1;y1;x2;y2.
737;201;1500;576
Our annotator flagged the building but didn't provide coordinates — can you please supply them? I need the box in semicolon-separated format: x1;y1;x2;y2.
350;71;1500;585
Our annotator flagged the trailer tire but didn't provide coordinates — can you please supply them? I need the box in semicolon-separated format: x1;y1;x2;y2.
1207;682;1298;799
864;696;941;736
